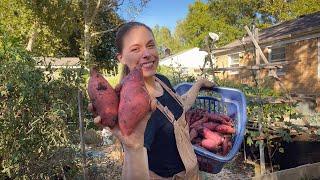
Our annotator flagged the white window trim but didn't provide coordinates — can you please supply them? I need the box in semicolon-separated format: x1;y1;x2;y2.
268;46;286;76
227;52;241;75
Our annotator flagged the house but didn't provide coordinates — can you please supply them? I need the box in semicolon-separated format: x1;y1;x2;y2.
213;11;320;95
34;57;81;69
34;57;82;79
159;47;208;75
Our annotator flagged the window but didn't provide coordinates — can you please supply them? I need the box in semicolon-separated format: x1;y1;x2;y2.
268;47;286;75
228;53;240;74
269;47;286;63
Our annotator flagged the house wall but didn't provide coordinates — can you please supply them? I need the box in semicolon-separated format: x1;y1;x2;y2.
215;38;320;95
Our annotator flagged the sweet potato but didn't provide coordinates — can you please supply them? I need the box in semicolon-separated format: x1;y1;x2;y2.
192;137;202;145
202;122;220;131
118;65;151;136
201;138;221;151
87;68;119;128
222;137;232;156
215;124;235;134
208;113;233;126
202;128;224;145
189;128;198;141
190;116;208;129
185;110;193;125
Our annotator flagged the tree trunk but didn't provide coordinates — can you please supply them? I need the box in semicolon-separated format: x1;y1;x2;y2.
26;22;39;52
83;0;91;63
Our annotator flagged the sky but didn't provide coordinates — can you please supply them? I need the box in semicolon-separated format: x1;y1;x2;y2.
118;0;196;32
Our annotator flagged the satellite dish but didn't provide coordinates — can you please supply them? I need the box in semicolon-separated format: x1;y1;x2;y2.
209;32;219;42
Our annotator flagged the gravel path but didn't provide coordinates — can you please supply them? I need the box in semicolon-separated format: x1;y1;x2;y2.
86;144;254;180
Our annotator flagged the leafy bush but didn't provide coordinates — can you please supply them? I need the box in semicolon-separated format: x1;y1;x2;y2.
157;65;195;86
0;26;87;179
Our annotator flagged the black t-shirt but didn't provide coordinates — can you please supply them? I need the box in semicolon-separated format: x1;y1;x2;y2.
144;74;185;177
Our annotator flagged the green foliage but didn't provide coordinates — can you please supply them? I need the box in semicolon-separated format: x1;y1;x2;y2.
157;65;195;87
176;1;243;48
0;26;86;179
91;8;123;72
0;0;124;72
172;0;320;49
216;78;301;144
153;25;184;57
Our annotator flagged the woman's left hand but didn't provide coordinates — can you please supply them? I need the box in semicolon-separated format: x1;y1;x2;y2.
196;78;215;88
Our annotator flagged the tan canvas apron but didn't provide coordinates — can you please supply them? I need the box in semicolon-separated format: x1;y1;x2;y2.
149;77;200;180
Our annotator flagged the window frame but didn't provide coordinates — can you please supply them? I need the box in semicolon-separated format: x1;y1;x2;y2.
227;52;241;75
268;46;286;76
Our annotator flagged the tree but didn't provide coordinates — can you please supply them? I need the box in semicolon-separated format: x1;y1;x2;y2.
259;0;320;22
175;0;320;48
175;1;242;48
152;25;183;57
0;0;149;72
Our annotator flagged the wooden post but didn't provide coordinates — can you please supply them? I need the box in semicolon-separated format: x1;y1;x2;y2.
254;27;266;175
78;90;87;180
245;26;269;64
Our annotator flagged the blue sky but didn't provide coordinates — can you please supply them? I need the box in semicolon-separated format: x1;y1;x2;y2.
118;0;196;32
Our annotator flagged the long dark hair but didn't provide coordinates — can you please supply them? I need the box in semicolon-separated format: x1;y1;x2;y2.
115;22;154;81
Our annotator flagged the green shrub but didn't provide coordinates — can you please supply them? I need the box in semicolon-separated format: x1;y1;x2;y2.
0;25;86;179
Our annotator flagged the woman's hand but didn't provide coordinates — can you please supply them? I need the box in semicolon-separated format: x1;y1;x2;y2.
181;78;215;111
88;98;157;150
196;78;215;89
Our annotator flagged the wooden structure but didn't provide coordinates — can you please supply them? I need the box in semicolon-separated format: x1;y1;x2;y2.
252;162;320;180
213;12;320;95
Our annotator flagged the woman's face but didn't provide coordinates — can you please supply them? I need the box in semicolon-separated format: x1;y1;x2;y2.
117;26;159;78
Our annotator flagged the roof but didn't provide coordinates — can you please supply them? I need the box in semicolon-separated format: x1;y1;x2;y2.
160;47;200;62
216;11;320;54
159;47;208;69
34;57;80;67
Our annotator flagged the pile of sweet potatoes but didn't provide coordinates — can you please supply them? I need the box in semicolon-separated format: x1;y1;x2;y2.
87;66;151;136
186;108;235;156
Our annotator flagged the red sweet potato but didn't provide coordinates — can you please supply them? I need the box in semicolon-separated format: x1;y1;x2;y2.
208;113;233;126
192;137;202;145
185;110;193;125
215;124;235;134
222;137;232;156
202;122;220;131
201;138;221;151
202;128;224;145
189;128;198;141
87;68;119;128
118;65;151;136
190;116;208;129
220;114;233;123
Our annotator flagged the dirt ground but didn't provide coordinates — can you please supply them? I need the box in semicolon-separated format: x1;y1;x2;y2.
85;143;254;180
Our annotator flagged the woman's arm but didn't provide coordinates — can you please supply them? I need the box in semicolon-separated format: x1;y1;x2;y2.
122;146;149;180
181;79;215;111
90;101;156;180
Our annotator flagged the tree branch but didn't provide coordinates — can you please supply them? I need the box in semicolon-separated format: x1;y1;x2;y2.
90;22;124;37
90;27;117;37
88;0;102;25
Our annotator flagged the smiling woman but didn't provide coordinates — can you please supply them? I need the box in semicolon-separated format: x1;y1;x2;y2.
116;23;159;79
90;21;215;179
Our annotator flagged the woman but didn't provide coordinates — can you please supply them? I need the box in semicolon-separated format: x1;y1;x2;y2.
91;22;214;179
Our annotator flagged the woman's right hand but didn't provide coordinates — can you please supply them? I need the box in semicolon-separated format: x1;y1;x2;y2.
88;99;156;150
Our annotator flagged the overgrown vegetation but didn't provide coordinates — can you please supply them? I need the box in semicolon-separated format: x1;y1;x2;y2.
0;26;89;179
160;64;307;170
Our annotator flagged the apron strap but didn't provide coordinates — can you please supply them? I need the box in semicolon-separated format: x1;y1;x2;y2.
155;100;176;124
154;76;183;107
153;76;185;124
